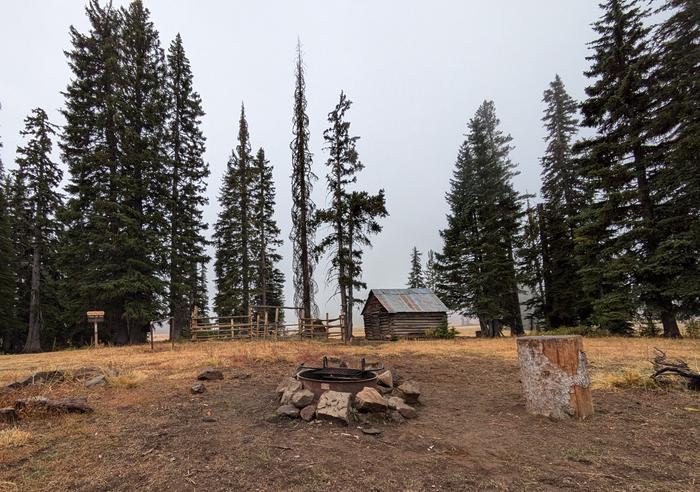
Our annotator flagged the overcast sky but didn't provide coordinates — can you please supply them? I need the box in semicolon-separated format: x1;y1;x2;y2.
0;1;603;321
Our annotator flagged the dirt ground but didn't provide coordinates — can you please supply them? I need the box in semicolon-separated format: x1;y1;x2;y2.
0;338;699;491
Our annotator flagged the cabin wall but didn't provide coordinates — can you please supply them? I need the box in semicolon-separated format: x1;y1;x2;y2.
362;296;388;340
388;312;447;339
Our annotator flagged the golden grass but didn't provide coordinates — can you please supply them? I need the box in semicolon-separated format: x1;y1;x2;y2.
0;336;698;390
106;370;147;389
0;428;30;448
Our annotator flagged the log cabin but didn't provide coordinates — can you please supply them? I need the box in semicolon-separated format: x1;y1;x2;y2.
361;288;448;340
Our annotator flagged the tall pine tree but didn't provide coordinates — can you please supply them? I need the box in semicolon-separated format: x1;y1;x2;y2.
424;250;438;292
539;75;586;328
316;91;364;334
61;0;169;344
437;101;524;337
290;41;318;320
251;147;284;318
165;33;209;338
214;105;255;316
0;105;18;352
647;0;700;323
577;0;680;336
14;109;63;353
316;91;385;340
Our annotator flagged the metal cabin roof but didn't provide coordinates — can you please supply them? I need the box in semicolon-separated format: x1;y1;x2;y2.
362;288;448;315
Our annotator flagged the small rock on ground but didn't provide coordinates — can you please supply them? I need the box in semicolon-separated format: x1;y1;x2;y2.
190;382;206;394
291;389;315;409
361;427;382;435
202;416;218;423
85;375;107;388
276;404;300;418
197;368;224;381
280;380;303;404
398;380;420;404
300;404;316;422
316;391;351;425
377;370;393;388
355;387;388;413
387;396;417;419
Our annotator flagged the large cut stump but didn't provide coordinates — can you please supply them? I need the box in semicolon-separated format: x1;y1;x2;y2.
516;335;594;420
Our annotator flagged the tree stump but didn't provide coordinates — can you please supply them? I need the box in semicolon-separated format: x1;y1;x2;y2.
516;335;594;420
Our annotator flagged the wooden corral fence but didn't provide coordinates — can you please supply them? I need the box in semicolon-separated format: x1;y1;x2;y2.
190;305;345;341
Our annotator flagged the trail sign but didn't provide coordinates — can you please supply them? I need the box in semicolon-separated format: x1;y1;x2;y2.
87;311;105;347
87;311;105;323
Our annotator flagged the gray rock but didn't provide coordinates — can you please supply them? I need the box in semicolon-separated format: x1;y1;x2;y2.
85;375;106;388
377;385;393;395
300;404;316;422
398;380;420;404
197;368;224;381
316;390;351;425
291;389;315;409
190;382;206;394
388;410;406;423
361;427;382;435
7;370;65;390
355;387;388;413
387;396;417;419
280;380;303;404
376;370;393;388
276;404;300;418
276;377;296;399
0;407;18;424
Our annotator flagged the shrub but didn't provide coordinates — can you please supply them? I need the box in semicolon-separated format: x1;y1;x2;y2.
542;326;610;337
685;319;700;339
426;319;457;339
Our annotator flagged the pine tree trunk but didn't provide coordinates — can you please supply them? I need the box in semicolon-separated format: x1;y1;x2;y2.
661;310;681;339
23;239;42;353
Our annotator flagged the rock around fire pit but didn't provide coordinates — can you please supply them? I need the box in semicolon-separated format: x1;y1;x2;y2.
274;357;421;425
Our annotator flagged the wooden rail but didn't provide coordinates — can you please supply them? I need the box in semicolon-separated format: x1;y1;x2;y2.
190;306;346;342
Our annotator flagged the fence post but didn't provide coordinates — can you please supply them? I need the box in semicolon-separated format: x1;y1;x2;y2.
274;307;280;339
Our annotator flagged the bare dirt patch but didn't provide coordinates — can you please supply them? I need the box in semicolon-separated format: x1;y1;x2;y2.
0;338;699;491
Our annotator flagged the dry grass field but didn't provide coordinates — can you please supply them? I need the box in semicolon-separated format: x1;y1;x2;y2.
1;337;699;491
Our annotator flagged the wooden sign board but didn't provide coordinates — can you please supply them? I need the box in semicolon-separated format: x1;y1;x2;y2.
87;310;105;323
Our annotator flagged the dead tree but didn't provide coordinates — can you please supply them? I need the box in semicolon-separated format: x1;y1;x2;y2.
651;348;700;390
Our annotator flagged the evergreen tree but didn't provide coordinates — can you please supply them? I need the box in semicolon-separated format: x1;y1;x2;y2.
60;0;123;345
290;41;318;319
117;0;169;343
345;189;387;338
316;91;385;340
577;0;680;335
647;0;700;322
165;33;209;338
518;201;546;330
424;250;438;292
194;262;209;317
316;91;364;335
539;75;586;327
214;105;255;316
0;106;19;352
14;108;63;353
61;0;169;345
437;101;524;337
407;247;425;288
251;147;284;318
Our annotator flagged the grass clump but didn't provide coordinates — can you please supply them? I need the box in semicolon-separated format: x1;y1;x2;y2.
0;428;30;448
107;370;146;389
425;319;458;339
605;370;657;390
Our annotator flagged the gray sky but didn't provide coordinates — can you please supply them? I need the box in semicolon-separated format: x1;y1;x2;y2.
0;1;601;321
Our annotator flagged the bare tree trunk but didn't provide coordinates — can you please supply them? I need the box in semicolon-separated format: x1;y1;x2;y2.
23;238;42;353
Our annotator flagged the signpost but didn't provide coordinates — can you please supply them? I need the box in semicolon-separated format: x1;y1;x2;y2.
87;311;105;348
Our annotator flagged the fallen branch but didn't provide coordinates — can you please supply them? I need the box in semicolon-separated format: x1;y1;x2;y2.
15;396;94;414
651;348;700;390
